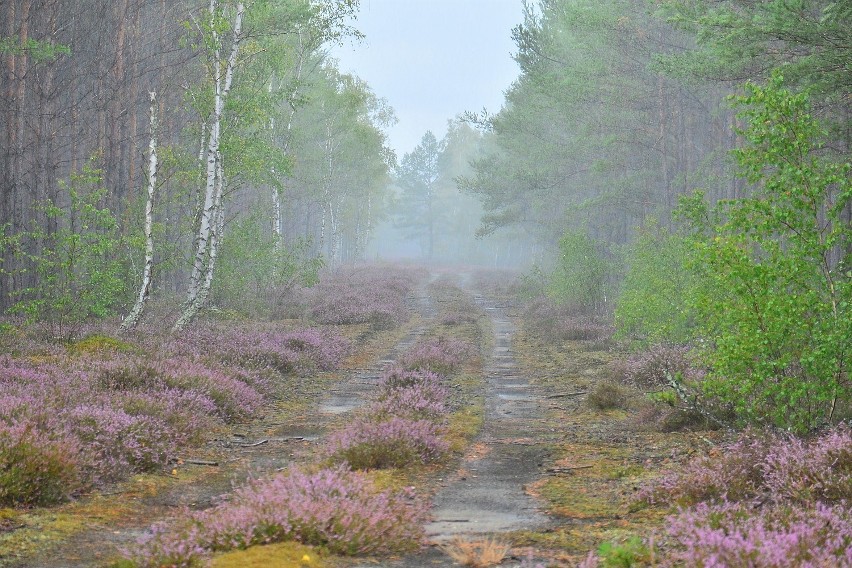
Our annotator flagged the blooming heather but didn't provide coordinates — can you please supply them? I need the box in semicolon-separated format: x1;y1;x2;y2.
308;267;417;328
378;366;444;391
368;380;449;421
128;466;428;566
522;297;613;342
325;416;449;469
666;501;852;567
636;425;852;567
640;426;852;507
0;421;80;505
400;337;474;375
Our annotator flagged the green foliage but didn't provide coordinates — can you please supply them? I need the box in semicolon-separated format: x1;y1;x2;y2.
596;536;651;567
548;231;612;313
213;211;322;315
677;77;851;433
6;159;132;338
615;223;700;344
656;0;852;117
0;35;70;61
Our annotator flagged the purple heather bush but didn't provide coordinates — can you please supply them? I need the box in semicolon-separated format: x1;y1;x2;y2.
155;357;264;422
378;366;444;391
640;426;852;507
0;348;268;503
666;501;852;567
367;379;449;421
174;325;349;376
0;421;80;506
400;337;474;375
308;266;417;329
634;425;852;567
128;465;428;566
325;416;449;469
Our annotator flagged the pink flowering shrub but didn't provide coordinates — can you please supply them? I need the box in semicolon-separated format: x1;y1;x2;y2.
155;358;264;422
0;348;266;502
378;367;443;391
640;426;852;507
325;416;449;469
400;337;474;375
0;422;80;506
762;425;852;503
65;405;172;484
128;466;428;566
175;326;349;375
635;425;852;567
667;501;852;567
368;380;449;421
309;267;416;329
223;328;349;374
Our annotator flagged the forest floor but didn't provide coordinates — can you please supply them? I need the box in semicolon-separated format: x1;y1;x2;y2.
1;267;718;567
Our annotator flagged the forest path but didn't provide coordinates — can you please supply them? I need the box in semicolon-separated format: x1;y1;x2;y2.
348;281;552;568
6;279;439;568
426;291;550;539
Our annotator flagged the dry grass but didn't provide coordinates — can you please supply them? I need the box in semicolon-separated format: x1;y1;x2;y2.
440;536;510;567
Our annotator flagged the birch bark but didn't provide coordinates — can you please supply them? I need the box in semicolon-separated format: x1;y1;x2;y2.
175;0;244;331
122;91;159;331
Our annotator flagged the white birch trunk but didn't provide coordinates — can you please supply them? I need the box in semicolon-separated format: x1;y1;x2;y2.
121;91;158;331
175;152;226;330
176;0;244;331
328;200;338;265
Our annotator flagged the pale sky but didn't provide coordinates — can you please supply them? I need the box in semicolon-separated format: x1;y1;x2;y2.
329;0;523;158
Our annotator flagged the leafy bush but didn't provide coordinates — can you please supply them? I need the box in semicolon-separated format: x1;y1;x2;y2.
615;224;698;344
4;159;133;339
674;79;851;433
214;212;323;316
0;422;80;506
547;231;614;314
127;466;428;566
325;417;449;469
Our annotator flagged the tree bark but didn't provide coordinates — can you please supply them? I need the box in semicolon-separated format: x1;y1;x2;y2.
122;91;158;331
178;0;244;330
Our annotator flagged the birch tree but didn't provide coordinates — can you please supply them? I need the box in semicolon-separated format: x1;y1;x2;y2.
175;0;245;331
121;91;159;331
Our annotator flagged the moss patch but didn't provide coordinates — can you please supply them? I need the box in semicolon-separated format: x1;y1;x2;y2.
210;542;323;568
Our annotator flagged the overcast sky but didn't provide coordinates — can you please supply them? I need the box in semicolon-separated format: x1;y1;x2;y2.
329;0;523;158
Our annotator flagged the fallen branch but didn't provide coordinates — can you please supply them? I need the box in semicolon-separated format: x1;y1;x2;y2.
174;458;219;467
545;391;587;399
546;465;593;474
663;371;733;432
239;439;269;448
